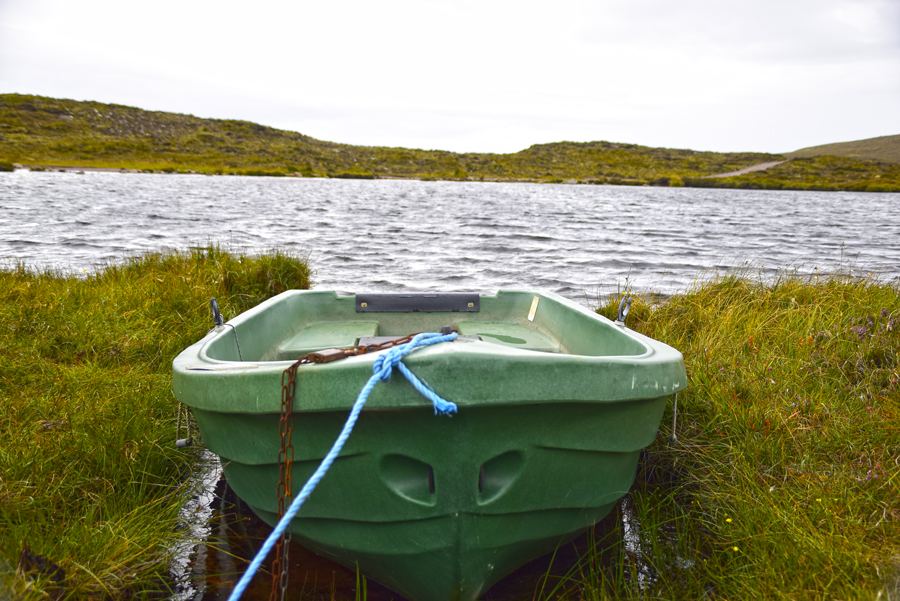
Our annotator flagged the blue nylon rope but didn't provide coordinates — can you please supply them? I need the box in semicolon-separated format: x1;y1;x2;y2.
227;331;458;601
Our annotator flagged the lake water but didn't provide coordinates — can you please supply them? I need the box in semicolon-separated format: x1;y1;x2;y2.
3;170;899;305
6;170;898;598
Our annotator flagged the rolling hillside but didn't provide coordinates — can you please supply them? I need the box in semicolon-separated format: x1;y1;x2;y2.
785;134;900;164
0;94;780;181
1;94;898;191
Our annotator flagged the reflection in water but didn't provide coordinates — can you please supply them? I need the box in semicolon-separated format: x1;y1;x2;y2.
168;452;665;600
620;495;655;589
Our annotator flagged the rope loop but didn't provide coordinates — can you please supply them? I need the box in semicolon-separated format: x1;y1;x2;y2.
372;332;459;414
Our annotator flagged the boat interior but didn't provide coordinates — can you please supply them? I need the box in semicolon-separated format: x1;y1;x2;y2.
202;291;648;362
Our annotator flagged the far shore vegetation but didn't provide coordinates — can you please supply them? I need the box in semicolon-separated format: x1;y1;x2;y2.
2;93;899;192
2;249;897;599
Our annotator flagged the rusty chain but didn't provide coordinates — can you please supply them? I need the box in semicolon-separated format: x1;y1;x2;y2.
269;333;421;601
270;363;296;601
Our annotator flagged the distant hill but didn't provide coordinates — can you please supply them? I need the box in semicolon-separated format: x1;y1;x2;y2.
785;134;900;164
1;94;898;191
0;93;780;182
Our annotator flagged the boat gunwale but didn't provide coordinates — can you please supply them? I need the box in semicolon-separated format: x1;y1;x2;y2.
194;288;660;366
172;289;687;413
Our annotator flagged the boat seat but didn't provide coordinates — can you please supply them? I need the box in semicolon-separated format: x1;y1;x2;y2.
456;321;560;353
277;321;380;359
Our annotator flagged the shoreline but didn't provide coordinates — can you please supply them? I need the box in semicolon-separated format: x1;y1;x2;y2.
8;163;899;192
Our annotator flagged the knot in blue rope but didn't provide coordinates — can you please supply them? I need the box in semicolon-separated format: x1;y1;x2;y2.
373;332;459;415
373;332;455;378
372;342;409;382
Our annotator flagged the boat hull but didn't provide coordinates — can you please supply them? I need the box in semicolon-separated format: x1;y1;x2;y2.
173;290;686;601
193;398;667;601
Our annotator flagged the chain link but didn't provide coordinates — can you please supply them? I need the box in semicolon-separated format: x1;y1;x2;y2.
269;333;422;600
270;362;298;601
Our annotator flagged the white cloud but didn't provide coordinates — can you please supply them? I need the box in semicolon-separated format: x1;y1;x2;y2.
1;0;898;153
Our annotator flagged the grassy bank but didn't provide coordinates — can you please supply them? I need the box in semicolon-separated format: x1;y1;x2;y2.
0;248;311;599
551;273;898;599
2;253;898;599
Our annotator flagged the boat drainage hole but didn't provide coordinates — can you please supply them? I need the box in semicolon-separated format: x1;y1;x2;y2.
380;455;437;505
478;450;525;504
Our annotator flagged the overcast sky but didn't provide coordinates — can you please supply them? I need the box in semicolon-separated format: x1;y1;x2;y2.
2;0;898;154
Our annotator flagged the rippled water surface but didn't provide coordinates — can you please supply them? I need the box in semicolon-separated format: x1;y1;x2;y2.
6;170;898;598
2;170;899;302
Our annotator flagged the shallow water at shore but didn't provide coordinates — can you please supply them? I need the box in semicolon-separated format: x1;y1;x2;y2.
170;452;658;601
3;171;899;303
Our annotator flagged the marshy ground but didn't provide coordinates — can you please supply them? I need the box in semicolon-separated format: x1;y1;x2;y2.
1;249;897;599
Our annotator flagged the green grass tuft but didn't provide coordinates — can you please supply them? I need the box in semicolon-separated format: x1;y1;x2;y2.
559;273;900;599
0;248;311;599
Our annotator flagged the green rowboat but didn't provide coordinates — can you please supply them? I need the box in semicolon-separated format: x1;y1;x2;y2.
172;290;687;601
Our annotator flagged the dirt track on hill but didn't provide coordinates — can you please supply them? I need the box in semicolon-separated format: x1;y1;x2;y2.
704;160;788;178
